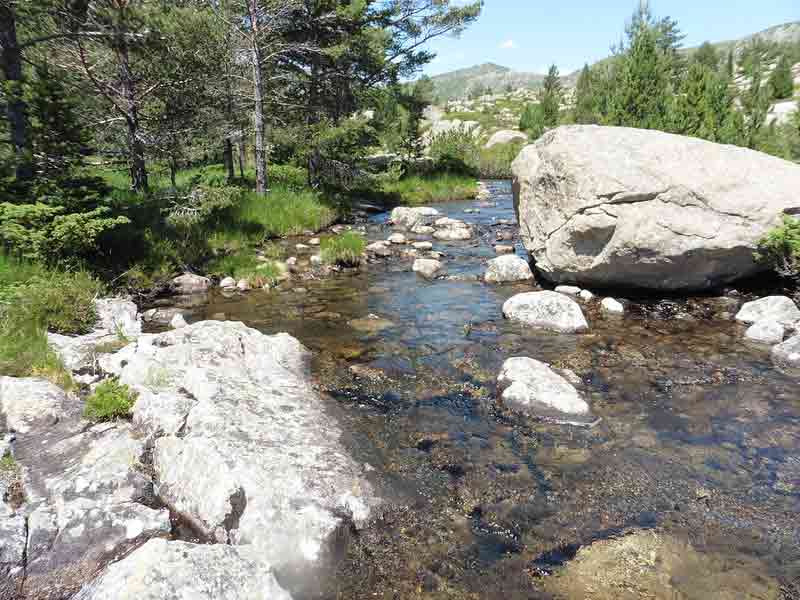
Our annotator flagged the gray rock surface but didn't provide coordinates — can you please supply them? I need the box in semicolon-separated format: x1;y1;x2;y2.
433;217;473;241
503;291;589;333
169;313;187;329
601;297;625;314
102;321;376;570
745;320;785;345
0;377;78;434
412;259;445;279
390;207;440;230
497;357;591;421
772;334;800;367
484;255;533;283
735;296;800;326
171;273;210;295
484;129;527;149
74;539;291;600
512;125;800;290
555;285;582;296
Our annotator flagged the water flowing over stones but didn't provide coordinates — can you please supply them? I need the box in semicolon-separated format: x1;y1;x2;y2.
503;291;589;333
102;321;377;570
497;357;591;423
512;125;800;291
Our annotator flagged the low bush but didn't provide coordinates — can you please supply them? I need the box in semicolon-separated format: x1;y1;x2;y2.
321;232;366;267
428;127;481;176
83;378;137;422
479;140;526;179
756;215;800;281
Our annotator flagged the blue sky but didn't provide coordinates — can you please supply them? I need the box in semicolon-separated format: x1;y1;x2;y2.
423;0;799;76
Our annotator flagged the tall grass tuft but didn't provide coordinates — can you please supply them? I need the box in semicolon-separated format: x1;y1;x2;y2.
320;232;366;267
381;174;478;206
234;187;337;238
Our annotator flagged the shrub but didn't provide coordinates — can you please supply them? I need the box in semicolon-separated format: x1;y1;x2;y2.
479;140;526;179
756;215;800;281
234;187;337;238
428;127;481;176
321;232;366;267
83;378;137;422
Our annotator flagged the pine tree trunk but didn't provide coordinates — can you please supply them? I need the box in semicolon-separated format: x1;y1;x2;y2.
223;138;235;182
169;156;177;188
118;44;148;192
237;139;246;178
248;0;268;195
0;4;33;181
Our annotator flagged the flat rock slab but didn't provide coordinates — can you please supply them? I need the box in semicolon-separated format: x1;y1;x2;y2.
102;321;377;570
74;538;291;600
503;291;589;333
0;377;79;434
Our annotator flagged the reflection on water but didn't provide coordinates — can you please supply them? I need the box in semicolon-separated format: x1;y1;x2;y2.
155;181;800;598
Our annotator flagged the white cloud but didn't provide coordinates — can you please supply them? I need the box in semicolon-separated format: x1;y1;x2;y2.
500;39;516;50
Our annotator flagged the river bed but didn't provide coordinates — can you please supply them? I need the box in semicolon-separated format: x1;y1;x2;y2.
151;181;800;599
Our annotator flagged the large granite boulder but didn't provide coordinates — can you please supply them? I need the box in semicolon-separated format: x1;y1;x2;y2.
74;539;291;600
512;126;800;291
772;335;800;367
101;321;376;570
0;377;78;433
484;129;527;149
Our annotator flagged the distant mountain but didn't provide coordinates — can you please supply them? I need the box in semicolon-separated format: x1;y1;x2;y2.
429;63;545;102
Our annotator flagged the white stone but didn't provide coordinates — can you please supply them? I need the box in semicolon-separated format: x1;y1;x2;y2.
308;237;321;246
390;207;440;230
601;297;625;314
219;276;236;289
484;255;533;283
555;285;582;296
503;291;589;333
735;296;800;326
310;255;322;265
171;273;210;295
388;233;407;245
169;313;188;329
745;320;785;345
412;241;433;251
412;259;444;279
579;289;595;301
485;129;528;149
497;357;590;419
0;377;77;434
236;279;251;292
772;335;800;367
494;245;515;255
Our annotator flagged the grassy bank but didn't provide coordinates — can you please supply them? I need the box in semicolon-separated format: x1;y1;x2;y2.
379;173;478;206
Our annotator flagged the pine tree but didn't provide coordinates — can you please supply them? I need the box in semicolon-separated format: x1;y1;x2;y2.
742;57;772;149
573;64;599;124
519;103;546;140
694;42;719;71
670;62;737;143
769;55;795;100
540;64;563;127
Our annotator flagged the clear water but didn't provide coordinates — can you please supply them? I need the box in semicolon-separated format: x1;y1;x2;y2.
154;181;800;599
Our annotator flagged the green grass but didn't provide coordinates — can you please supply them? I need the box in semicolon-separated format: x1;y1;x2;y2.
0;454;16;471
233;187;337;238
83;378;137;422
0;256;101;390
321;232;366;267
206;252;284;287
381;174;479;206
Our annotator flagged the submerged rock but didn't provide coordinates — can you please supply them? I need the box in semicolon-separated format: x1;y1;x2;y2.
484;255;533;283
103;321;376;570
503;291;589;333
413;258;445;279
735;296;800;326
494;244;515;255
74;538;291;600
390;207;440;230
497;357;591;422
744;320;785;345
772;334;800;367
512;125;800;291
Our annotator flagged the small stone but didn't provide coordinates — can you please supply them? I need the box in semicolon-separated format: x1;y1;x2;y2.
503;291;589;333
601;297;624;314
295;243;310;251
745;320;785;345
171;273;210;295
388;233;407;245
772;334;800;367
579;289;595;301
308;237;321;246
412;259;444;279
170;313;187;329
310;255;322;265
236;279;251;292
219;276;236;289
411;225;436;235
555;285;582;296
494;245;514;255
484;255;533;283
412;241;433;251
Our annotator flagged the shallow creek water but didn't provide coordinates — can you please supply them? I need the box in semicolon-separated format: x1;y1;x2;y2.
154;181;799;599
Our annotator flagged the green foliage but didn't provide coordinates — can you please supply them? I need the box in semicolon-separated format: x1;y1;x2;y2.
756;215;800;281
320;232;366;267
573;64;600;124
519;103;546;139
693;42;720;71
769;55;795;100
83;378;137;422
206;252;283;288
540;65;563;127
669;62;737;143
428;127;480;176
234;187;337;238
379;173;478;206
479;140;526;179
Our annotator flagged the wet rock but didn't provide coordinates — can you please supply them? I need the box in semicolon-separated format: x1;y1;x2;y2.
503;291;589;333
219;276;236;289
579;289;595;301
171;273;210;295
744;320;785;345
412;241;433;251
494;244;515;255
497;357;590;422
169;313;187;329
601;297;624;314
388;233;407;245
484;255;533;283
411;225;436;235
735;296;800;326
104;321;376;569
0;377;77;434
542;530;781;600
463;208;480;214
366;241;392;257
49;299;142;373
73;538;291;600
390;207;440;230
496;230;514;241
413;259;445;279
433;217;473;241
772;334;800;367
513;125;800;291
555;285;581;296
